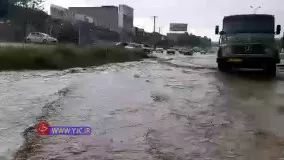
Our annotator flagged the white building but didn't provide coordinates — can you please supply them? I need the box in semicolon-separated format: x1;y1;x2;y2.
118;5;134;34
69;6;119;32
50;4;95;24
69;4;134;36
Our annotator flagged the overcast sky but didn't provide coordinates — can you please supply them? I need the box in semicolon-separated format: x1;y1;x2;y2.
43;0;284;41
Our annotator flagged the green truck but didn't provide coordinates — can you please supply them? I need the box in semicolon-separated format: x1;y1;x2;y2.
215;14;281;76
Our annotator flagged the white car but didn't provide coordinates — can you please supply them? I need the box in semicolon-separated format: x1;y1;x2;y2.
141;44;152;54
200;50;206;54
156;48;164;53
167;49;176;55
115;42;128;47
25;32;58;44
125;43;136;50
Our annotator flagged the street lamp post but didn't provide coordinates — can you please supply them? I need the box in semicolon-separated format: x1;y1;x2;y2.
250;6;261;14
254;6;261;14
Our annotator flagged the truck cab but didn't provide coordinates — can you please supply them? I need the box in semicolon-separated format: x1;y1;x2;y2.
215;14;281;76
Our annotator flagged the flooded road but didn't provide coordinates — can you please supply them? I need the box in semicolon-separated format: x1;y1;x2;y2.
1;52;284;159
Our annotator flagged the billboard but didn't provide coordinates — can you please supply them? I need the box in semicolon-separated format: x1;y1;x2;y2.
170;23;188;31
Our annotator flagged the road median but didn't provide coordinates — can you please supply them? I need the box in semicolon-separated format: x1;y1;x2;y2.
0;45;148;70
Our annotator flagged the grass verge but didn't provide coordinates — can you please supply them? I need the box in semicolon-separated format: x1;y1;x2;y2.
0;44;149;70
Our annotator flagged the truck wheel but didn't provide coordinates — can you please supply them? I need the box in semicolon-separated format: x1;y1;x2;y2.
218;62;231;72
264;63;276;77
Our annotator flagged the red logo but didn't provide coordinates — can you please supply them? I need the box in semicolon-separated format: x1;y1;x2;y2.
37;121;50;135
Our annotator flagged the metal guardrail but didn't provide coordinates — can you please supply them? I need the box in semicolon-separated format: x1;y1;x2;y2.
0;42;58;49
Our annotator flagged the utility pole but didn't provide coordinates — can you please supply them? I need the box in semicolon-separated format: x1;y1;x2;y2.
78;24;81;45
151;16;158;50
159;27;161;34
153;16;157;33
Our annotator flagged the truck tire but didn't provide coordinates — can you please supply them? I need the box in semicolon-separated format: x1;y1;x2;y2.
218;62;231;72
264;63;276;77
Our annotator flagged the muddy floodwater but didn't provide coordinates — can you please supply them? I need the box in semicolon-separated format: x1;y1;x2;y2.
0;52;284;160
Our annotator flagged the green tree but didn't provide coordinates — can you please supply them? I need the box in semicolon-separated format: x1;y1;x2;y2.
0;0;9;18
9;0;45;10
176;32;211;48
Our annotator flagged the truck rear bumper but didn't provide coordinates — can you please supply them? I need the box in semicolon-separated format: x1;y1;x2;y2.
217;57;280;68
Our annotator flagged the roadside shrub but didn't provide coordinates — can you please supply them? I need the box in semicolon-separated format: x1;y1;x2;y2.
0;44;148;70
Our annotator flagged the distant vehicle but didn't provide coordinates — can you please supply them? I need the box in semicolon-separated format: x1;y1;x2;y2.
124;43;136;50
115;42;151;54
178;48;185;54
115;42;129;47
178;48;193;55
156;48;164;53
141;44;152;54
121;43;151;54
215;14;281;76
200;50;206;54
167;49;175;55
183;49;194;56
192;47;201;52
173;48;180;52
208;47;218;53
25;32;58;44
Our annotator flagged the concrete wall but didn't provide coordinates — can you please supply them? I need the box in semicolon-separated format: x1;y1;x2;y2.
0;23;15;42
69;6;119;32
74;13;94;24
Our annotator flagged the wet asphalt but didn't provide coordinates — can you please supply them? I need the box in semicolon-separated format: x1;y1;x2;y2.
0;51;284;160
